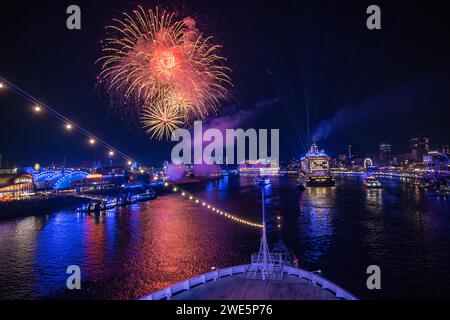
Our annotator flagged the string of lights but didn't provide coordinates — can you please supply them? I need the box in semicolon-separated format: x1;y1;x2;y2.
0;76;140;168
0;77;264;229
161;181;263;228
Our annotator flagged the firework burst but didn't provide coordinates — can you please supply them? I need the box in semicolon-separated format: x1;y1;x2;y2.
164;88;195;121
98;6;231;139
141;100;184;141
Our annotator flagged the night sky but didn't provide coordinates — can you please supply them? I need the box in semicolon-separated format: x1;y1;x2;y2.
0;0;449;167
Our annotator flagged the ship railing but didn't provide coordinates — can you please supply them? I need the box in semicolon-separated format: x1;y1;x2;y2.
140;264;358;301
283;266;358;300
141;265;247;300
247;253;285;280
250;252;284;265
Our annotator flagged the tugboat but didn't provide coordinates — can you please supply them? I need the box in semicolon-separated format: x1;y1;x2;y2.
301;144;335;187
363;175;382;189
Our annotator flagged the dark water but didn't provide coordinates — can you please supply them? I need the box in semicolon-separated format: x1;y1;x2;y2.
0;176;449;300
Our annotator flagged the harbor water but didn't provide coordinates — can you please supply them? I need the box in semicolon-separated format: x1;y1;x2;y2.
0;175;449;299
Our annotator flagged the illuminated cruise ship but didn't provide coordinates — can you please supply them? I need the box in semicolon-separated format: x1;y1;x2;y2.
238;159;280;176
301;144;335;187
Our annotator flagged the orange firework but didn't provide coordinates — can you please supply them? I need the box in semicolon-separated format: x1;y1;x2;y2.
98;6;231;137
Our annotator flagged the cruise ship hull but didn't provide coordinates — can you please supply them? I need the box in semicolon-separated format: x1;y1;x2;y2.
306;176;335;187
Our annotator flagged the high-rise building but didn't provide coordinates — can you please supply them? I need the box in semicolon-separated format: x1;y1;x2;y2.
424;151;449;176
379;142;392;166
410;135;430;162
348;145;363;161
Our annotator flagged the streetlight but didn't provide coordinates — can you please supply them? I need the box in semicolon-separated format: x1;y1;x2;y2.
109;150;115;157
34;105;42;112
0;82;4;89
127;160;132;166
66;123;72;130
89;138;96;145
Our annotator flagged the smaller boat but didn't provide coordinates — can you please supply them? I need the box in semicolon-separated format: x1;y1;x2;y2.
363;176;382;189
436;180;449;198
254;175;270;186
417;178;432;189
137;189;157;202
88;201;101;212
88;198;117;212
102;198;117;210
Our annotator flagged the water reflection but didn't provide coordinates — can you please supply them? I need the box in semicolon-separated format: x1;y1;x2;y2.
299;206;333;263
365;189;383;207
0;216;45;298
0;175;449;299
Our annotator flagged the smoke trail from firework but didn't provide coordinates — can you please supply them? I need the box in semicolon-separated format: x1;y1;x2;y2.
98;6;231;139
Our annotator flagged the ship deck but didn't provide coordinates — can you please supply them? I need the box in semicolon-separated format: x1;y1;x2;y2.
141;265;357;300
171;274;338;300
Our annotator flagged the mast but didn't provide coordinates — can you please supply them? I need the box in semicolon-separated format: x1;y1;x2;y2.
246;186;277;280
261;187;268;267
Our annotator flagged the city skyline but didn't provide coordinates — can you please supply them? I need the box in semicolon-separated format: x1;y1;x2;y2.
0;133;446;168
0;0;449;167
